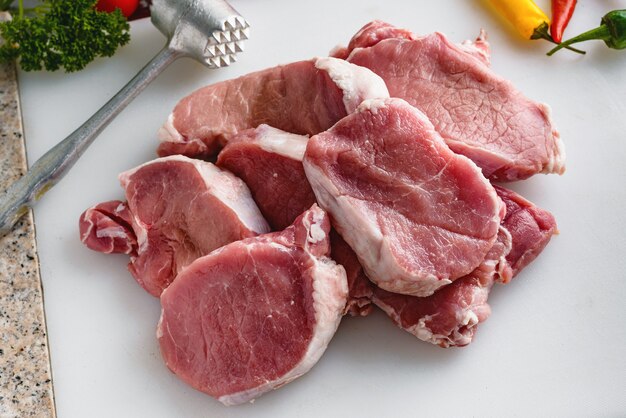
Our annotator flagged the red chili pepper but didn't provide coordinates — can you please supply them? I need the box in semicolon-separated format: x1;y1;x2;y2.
551;0;578;43
96;0;140;18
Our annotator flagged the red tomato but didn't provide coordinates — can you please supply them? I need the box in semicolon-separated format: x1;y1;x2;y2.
96;0;140;18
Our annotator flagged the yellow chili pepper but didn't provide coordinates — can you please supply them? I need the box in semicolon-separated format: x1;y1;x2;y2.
487;0;585;53
488;0;550;39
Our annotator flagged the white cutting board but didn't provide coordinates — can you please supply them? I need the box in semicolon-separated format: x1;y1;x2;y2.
18;0;626;416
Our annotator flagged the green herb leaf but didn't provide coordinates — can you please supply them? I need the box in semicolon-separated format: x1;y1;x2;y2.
0;0;130;72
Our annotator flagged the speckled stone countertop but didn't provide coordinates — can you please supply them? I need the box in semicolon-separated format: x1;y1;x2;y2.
0;12;56;418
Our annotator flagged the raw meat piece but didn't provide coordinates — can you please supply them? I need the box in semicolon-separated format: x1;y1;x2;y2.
217;125;373;315
157;57;389;158
330;20;417;60
304;97;504;297
79;155;270;297
158;205;348;405
343;22;565;181
79;200;136;255
332;20;490;66
371;186;557;347
216;125;315;231
373;227;512;348
495;185;558;282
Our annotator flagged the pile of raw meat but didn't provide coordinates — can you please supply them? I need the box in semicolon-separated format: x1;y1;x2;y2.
79;21;562;406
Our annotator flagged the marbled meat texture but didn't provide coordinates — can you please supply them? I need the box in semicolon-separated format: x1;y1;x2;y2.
79;155;270;297
494;185;558;282
370;186;557;347
157;57;389;158
330;230;374;316
333;20;490;65
331;20;418;60
304;98;504;297
342;21;565;181
216;124;373;316
158;205;348;405
79;200;136;255
373;227;511;348
216;125;315;231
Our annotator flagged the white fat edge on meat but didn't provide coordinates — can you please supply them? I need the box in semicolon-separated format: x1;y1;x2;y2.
372;296;442;345
114;202;126;213
156;310;164;339
356;97;389;115
218;252;348;406
373;284;490;348
376;234;452;297
304;159;428;294
314;57;389;114
448;285;492;346
304;151;448;297
95;226;130;240
157;114;183;144
374;298;449;346
79;209;95;243
303;158;382;259
306;100;481;297
357;97;435;128
374;226;510;347
493;226;514;283
301;205;327;245
118;155;270;248
134;222;149;255
193;160;271;235
373;164;503;296
537;102;566;175
157;113;208;151
254;125;309;161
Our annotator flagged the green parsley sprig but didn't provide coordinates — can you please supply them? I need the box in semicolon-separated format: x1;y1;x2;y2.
0;0;130;72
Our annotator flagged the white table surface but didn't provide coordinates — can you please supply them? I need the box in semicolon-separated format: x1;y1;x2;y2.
18;1;626;416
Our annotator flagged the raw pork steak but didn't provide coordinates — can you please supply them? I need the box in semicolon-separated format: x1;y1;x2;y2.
330;20;417;60
157;57;389;158
216;125;315;231
342;21;565;181
373;227;511;348
304;98;504;297
494;185;558;281
79;155;269;296
333;20;490;65
371;186;557;347
217;125;373;315
158;205;348;405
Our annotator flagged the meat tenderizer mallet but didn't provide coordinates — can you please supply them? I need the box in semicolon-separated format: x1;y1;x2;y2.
0;0;250;237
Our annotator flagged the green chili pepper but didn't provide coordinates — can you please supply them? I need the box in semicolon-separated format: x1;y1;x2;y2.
547;9;626;56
